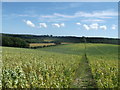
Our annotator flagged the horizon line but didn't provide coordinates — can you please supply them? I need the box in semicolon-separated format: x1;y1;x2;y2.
1;32;119;39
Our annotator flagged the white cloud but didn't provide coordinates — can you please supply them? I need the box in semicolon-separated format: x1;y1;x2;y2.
76;22;81;25
52;23;65;28
39;10;117;22
100;25;107;30
53;13;74;18
9;9;117;24
14;10;117;21
75;10;117;18
52;23;61;28
82;19;105;22
60;23;65;27
23;20;35;27
90;23;99;30
111;24;117;30
83;24;90;30
39;23;47;28
55;10;117;18
83;23;108;30
41;15;55;18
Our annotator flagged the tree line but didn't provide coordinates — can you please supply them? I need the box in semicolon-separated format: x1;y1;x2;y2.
2;36;29;48
1;33;120;48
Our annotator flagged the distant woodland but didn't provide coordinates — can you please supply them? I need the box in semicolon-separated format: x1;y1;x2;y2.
1;33;119;48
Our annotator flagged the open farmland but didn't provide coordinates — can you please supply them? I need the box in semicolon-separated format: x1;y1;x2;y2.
29;43;55;47
29;42;73;48
2;43;119;88
86;44;119;88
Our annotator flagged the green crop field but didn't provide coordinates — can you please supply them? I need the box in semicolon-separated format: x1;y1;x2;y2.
2;43;119;88
86;44;119;88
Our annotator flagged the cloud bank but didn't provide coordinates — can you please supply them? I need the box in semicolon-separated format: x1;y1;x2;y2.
83;23;108;30
23;20;116;31
39;10;117;22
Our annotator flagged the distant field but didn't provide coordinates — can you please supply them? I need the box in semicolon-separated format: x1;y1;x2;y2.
29;43;55;47
43;40;54;42
29;42;73;47
2;43;119;88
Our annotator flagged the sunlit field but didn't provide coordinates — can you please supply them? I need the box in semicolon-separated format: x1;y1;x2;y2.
29;43;55;47
86;44;118;88
2;43;119;88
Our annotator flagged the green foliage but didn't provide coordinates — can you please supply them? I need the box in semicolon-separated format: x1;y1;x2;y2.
2;36;29;48
54;41;61;45
2;44;83;88
2;43;119;88
86;44;118;88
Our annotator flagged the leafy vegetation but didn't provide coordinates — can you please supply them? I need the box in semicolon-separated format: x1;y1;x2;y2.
2;36;29;48
2;44;84;88
86;44;118;88
2;43;119;88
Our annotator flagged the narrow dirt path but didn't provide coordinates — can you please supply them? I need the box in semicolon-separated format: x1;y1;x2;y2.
71;53;97;88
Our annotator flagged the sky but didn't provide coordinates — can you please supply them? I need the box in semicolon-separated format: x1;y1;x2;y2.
1;0;120;2
2;2;118;38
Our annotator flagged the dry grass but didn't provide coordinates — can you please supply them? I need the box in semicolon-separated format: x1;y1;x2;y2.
29;43;55;47
29;42;73;47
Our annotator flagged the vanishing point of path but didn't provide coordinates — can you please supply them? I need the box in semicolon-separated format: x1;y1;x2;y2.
71;42;97;88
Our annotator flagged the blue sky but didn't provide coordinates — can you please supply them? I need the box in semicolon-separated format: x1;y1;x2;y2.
2;2;118;38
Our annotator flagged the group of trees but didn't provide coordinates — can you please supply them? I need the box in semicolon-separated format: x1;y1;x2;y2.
2;36;29;48
85;37;119;45
1;36;62;48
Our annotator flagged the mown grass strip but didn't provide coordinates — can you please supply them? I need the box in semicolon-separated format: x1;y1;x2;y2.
71;54;97;88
